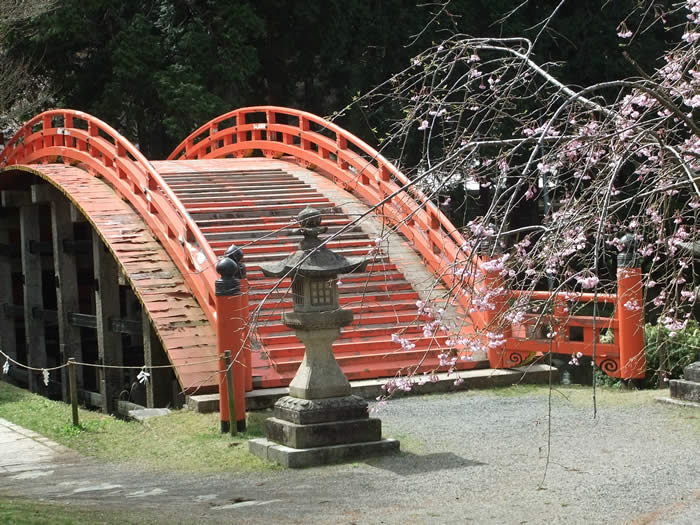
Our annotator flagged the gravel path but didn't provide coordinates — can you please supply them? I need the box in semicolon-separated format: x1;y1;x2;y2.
1;386;698;524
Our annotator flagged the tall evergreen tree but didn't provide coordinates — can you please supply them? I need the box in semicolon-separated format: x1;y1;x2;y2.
3;1;673;156
6;0;263;157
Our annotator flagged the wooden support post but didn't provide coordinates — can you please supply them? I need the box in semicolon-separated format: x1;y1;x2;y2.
241;280;253;392
0;209;17;370
69;358;79;427
224;350;237;436
19;202;47;394
142;310;171;408
215;247;246;433
122;286;141;398
171;379;183;409
616;236;646;381
93;235;123;414
478;243;510;369
36;186;83;401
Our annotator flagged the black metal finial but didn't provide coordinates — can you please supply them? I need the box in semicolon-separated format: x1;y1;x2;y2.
215;245;245;296
224;244;246;279
617;234;637;268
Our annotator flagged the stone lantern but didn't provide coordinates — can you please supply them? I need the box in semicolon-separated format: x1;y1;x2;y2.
248;207;399;467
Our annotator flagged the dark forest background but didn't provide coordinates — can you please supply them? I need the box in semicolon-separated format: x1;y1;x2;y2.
1;1;674;159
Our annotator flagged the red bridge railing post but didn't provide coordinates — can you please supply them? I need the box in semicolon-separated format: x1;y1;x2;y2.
478;240;510;368
240;278;253;392
215;245;247;433
616;235;646;380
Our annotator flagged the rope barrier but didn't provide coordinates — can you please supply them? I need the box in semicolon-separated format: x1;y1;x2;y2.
0;345;249;397
70;358;222;369
0;349;67;372
0;347;224;372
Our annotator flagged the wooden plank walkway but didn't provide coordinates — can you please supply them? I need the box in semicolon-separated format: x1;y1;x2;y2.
154;158;483;388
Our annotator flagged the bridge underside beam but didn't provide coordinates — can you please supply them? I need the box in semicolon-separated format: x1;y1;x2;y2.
0;165;218;403
142;310;172;408
93;234;123;414
33;183;84;400
0;207;17;376
16;197;48;394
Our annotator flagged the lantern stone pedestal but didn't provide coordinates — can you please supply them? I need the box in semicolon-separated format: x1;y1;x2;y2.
669;362;700;403
249;380;399;468
248;207;399;467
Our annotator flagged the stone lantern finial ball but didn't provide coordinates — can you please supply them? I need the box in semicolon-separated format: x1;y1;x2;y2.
224;244;243;262
297;206;322;228
619;234;637;254
216;255;237;279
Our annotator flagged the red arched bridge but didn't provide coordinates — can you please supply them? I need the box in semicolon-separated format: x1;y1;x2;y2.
0;106;645;416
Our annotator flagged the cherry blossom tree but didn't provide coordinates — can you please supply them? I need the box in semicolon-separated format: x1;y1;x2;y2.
340;0;699;396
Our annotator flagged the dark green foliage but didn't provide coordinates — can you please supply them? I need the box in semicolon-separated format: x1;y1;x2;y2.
2;1;674;157
597;321;700;389
644;321;700;388
5;0;263;157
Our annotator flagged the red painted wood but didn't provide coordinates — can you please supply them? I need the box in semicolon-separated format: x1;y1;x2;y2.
0;106;638;391
0;164;218;393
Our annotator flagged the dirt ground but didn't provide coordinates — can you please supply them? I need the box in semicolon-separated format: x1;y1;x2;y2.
1;386;699;524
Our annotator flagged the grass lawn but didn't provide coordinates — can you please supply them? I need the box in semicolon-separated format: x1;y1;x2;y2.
0;497;161;525
0;379;277;474
2;379;696;474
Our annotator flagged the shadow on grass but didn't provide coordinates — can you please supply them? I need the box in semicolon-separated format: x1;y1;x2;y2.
365;451;486;476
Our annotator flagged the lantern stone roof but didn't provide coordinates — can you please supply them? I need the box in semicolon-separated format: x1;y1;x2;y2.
260;207;367;278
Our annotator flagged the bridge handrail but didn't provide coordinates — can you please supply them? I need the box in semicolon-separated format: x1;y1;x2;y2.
1;106;638;378
511;289;617;304
168;105;478;309
505;288;624;376
0;109;218;323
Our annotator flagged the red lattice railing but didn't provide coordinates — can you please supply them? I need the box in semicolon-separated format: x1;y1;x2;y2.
506;290;623;376
0;110;219;324
168;106;477;309
0;107;643;379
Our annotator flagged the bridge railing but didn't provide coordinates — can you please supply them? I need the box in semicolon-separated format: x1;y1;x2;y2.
0;107;643;379
502;290;622;375
0;110;219;324
168;106;480;309
485;268;645;379
169;106;646;379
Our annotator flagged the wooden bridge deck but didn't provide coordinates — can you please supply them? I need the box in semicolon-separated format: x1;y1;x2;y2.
153;158;484;389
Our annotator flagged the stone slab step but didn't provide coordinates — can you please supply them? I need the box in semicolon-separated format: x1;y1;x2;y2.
655;396;700;409
187;364;555;413
248;437;400;468
669;378;700;403
683;362;700;382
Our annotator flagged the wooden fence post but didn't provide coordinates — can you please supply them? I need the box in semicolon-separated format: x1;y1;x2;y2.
69;358;79;427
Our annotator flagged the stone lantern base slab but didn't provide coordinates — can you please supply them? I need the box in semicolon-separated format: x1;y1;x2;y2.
273;395;369;424
669;362;700;403
264;416;381;449
249;438;400;468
